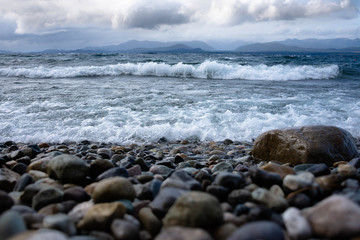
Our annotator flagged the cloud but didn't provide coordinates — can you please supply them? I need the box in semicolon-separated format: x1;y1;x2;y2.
0;0;358;35
207;0;359;25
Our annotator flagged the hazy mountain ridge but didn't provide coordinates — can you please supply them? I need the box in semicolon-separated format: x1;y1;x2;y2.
1;38;360;53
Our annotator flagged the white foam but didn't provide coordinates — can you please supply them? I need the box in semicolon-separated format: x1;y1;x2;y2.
0;60;339;81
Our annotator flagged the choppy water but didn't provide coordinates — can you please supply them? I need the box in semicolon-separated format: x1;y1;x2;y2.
0;52;359;143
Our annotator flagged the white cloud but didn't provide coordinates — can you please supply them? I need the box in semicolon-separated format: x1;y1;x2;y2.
0;0;358;35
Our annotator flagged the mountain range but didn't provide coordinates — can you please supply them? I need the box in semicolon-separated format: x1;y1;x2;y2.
1;38;360;53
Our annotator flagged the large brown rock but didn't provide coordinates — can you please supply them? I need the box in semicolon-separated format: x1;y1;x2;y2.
252;126;358;165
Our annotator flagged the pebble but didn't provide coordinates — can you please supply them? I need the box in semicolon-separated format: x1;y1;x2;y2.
211;162;233;174
0;167;21;192
283;172;315;191
0;133;358;240
92;177;136;203
95;167;129;181
43;213;77;235
163;191;223;229
155;226;213;240
249;167;282;188
47;154;89;183
282;207;312;240
32;187;64;211
214;172;246;190
0;210;27;239
227;221;285;240
260;162;295;178
0;190;14;213
138;207;162;237
77;202;126;231
304;195;360;238
111;218;140;240
251;188;288;212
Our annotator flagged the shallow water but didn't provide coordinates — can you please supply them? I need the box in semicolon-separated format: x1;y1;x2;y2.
0;52;359;143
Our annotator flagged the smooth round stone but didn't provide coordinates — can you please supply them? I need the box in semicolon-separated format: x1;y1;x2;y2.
227;221;285;240
249;167;282;189
10;229;68;240
9;150;24;160
92;177;136;203
260;162;295;179
111;219;140;240
13;173;34;192
287;193;312;209
194;170;214;183
97;148;112;159
68;201;94;224
251;188;288;212
338;164;357;178
149;165;174;178
214;172;246;190
90;159;115;178
0;167;21;192
0;210;27;240
168;170;201;190
305;163;330;176
0;190;15;214
149;187;188;218
234;204;250;216
43;213;77;236
227;189;252;206
282;207;312;240
138;207;162;237
11;162;28;175
206;185;229;202
47;154;89;183
163;191;223;229
349;157;360;168
211;162;233;174
95;167;129;181
32;187;64;211
64;186;91;203
283;172;315;191
214;223;237;240
28;170;48;181
304;195;360;238
127;165;142;177
77;202;126;231
315;174;342;191
136;172;154;183
155;226;213;240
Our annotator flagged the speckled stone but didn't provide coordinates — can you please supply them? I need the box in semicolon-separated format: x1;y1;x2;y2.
163;191;223;229
92;177;136;203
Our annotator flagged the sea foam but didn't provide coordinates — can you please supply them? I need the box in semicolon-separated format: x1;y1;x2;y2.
0;60;339;81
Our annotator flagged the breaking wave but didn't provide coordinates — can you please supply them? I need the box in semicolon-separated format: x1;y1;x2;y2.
0;61;340;81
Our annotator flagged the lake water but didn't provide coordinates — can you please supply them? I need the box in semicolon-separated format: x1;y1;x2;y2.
0;52;359;143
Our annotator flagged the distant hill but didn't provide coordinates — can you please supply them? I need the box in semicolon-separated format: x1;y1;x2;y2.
235;40;360;53
279;38;360;49
235;42;311;52
207;40;252;51
125;44;205;53
0;50;13;54
82;40;214;52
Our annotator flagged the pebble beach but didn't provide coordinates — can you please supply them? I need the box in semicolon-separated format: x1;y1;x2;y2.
1;126;360;240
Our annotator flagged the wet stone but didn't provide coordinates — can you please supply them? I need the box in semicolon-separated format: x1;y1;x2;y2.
249;167;282;189
214;172;246;190
211;162;233;174
305;163;330;176
90;159;115;179
13;173;34;192
111;219;140;240
43;213;77;236
0;210;27;240
92;177;136;203
95;167;129;181
0;190;14;214
163;191;223;229
77;202;126;232
32;187;64;211
227;221;285;240
64;186;91;202
155;226;213;240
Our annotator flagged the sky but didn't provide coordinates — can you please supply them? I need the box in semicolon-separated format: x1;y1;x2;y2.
0;0;359;51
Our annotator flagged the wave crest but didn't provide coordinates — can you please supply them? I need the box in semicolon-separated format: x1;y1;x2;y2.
0;60;339;80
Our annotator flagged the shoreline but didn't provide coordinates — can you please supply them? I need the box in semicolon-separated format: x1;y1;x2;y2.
1;131;360;239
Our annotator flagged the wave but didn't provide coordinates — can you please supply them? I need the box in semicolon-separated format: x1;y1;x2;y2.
0;60;339;81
